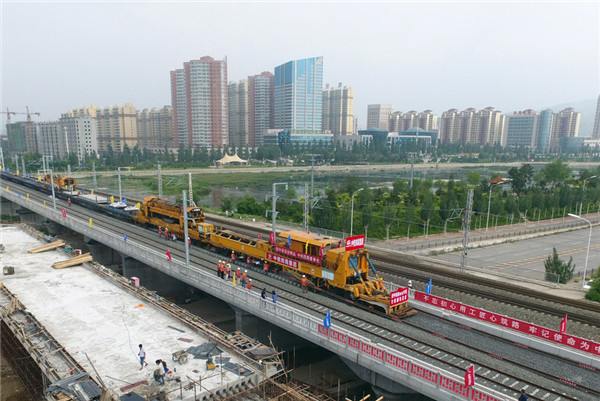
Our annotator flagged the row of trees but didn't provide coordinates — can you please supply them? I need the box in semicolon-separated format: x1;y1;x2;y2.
222;161;600;243
10;137;600;174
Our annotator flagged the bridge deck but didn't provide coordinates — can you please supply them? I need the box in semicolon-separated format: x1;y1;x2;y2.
0;225;271;401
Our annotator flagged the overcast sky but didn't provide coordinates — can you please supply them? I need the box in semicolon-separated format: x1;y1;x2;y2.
2;1;599;131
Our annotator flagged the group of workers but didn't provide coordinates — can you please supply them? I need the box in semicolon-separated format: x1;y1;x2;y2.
157;227;192;245
217;260;254;290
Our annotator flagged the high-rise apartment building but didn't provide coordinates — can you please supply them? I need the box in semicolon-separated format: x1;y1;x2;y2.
170;56;228;148
66;104;137;152
366;104;393;130
322;83;354;135
137;106;173;149
6;121;36;154
248;71;274;147
389;110;437;132
228;80;248;147
476;107;505;145
439;109;462;144
592;95;600;139
59;115;98;161
439;107;503;146
274;56;323;133
550;107;580;150
36;121;64;159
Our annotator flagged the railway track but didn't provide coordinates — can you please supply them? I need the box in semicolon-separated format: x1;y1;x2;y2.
214;215;600;333
7;184;600;401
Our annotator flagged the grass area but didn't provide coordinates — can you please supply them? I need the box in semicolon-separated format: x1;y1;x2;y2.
76;170;314;197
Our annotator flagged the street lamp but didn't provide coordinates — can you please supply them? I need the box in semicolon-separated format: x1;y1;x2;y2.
486;181;504;232
350;188;364;236
568;213;592;288
579;176;596;216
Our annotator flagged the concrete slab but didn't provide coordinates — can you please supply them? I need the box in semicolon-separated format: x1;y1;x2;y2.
0;225;261;400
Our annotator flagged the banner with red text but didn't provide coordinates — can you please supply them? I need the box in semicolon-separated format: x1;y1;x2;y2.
415;291;600;356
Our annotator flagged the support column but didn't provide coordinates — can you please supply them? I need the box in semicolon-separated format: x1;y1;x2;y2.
233;307;259;339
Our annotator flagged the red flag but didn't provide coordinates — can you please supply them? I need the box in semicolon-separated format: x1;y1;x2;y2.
61;208;66;218
320;244;324;258
560;314;567;333
464;365;475;387
166;249;172;261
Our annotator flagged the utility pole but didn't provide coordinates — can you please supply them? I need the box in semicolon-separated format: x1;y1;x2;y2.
158;163;163;199
303;184;309;232
21;158;26;177
188;172;196;206
92;162;97;190
461;189;473;273
0;147;5;170
49;169;57;210
183;190;190;268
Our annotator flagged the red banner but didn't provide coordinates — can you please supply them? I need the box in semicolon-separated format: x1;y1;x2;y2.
415;291;600;356
274;245;322;265
560;314;567;333
390;287;409;307
269;232;275;245
464;365;475;387
266;252;299;269
345;235;365;251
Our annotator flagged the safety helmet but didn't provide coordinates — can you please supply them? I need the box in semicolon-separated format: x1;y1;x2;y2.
237;267;240;270
249;279;252;281
302;275;305;277
245;270;247;273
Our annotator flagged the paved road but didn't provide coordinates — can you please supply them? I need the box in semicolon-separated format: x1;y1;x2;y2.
373;213;600;285
68;161;599;178
432;227;600;281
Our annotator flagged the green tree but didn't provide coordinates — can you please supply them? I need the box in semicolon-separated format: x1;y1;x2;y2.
467;171;480;186
221;196;234;212
544;247;575;284
541;159;572;185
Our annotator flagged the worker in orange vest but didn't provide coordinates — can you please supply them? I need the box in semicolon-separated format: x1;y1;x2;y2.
247;279;252;291
231;251;235;262
301;275;308;293
164;228;169;240
225;263;231;280
158;227;162;238
241;270;247;288
219;261;225;279
263;261;269;274
246;256;251;265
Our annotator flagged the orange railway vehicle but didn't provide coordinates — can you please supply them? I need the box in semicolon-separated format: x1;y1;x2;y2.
43;173;77;192
132;197;414;317
133;196;205;239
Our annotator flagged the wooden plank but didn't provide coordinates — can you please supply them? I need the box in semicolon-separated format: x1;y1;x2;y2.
53;254;93;269
28;240;65;254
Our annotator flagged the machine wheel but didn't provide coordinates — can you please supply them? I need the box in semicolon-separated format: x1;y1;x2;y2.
178;354;188;364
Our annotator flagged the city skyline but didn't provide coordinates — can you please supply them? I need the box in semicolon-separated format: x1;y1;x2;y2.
2;2;599;133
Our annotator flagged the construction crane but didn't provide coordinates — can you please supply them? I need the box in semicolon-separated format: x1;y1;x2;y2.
25;106;41;122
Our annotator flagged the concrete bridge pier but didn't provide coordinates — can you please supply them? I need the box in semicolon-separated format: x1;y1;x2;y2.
341;357;422;401
233;306;259;338
84;236;122;271
121;255;190;302
0;197;18;217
